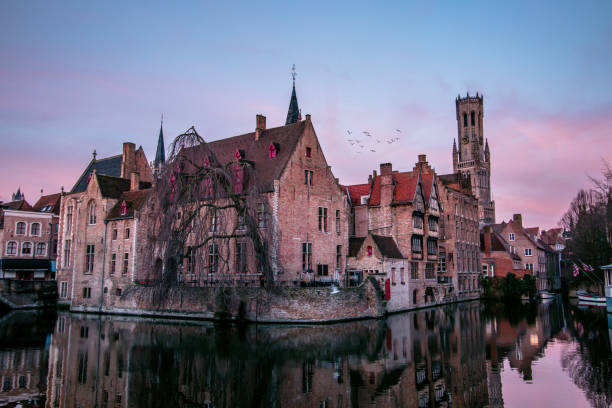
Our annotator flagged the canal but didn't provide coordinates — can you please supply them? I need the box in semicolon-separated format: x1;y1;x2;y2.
0;299;610;407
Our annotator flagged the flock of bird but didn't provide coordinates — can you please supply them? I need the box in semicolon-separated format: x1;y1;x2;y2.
345;129;402;153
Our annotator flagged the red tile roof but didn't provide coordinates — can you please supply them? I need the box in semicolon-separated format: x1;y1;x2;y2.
106;189;152;220
368;171;420;206
1;200;33;211
421;173;434;201
345;183;371;206
33;193;61;215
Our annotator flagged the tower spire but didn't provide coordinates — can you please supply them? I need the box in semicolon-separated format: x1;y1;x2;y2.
285;64;300;125
154;114;165;169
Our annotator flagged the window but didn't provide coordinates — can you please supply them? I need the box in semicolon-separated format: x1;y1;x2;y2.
60;281;68;298
400;267;405;284
438;249;446;273
208;244;218;273
425;262;435;279
525;263;534;272
335;210;340;234
16;222;26;235
21;242;32;255
410;262;419;279
302;242;312;272
63;240;71;267
318;207;328;232
112;229;118;240
6;241;17;255
66;205;73;233
82;287;91;299
367;245;373;257
186;246;194;275
110;253;116;275
317;264;329;276
336;245;342;270
509;233;515;241
30;222;40;236
77;351;88;384
427;238;438;256
85;245;95;273
470;111;475;126
463;113;468;127
116;288;122;296
413;214;424;229
35;242;46;256
428;217;438;232
411;235;423;253
304;170;313;185
482;264;488;276
125;228;130;239
122;253;129;276
305;147;312;158
525;248;532;256
53;239;57;255
391;267;396;284
88;202;96;225
257;203;267;228
236;242;247;273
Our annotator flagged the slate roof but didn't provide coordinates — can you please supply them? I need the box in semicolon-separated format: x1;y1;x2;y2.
154;124;165;168
348;237;366;257
72;154;123;193
182;120;307;192
96;174;132;199
106;189;152;220
33;193;62;215
371;234;404;259
0;200;33;211
285;82;300;125
345;183;371;206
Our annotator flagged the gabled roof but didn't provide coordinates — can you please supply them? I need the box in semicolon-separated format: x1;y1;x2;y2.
481;229;522;261
371;235;404;259
345;183;371;206
106;189;152;220
72;154;123;193
368;171;420;206
184;121;308;192
349;237;366;257
33;193;62;215
96;174;132;199
0;200;33;211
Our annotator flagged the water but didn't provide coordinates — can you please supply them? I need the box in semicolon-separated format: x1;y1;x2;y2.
0;299;610;408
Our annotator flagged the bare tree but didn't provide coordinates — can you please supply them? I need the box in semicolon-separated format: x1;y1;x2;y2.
139;127;274;290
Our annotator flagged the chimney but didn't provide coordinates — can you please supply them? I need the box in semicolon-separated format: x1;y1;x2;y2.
121;142;136;178
368;174;372;183
484;226;492;254
255;114;266;141
512;213;523;227
380;163;393;206
305;114;311;122
418;154;426;163
380;163;392;176
130;172;140;191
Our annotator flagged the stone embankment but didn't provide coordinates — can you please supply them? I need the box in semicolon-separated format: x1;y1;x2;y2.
0;280;58;309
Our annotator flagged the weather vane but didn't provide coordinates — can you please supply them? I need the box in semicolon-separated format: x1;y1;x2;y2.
291;64;297;81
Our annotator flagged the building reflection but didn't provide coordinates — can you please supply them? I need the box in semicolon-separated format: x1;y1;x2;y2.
0;298;608;407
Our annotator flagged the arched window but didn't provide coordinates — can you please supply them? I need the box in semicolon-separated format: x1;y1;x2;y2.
22;242;32;255
30;222;40;236
88;202;97;225
463;113;467;127
35;242;46;256
66;203;74;233
470;111;475;126
16;222;26;235
6;241;17;255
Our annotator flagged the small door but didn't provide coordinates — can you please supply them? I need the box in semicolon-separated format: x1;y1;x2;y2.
385;278;391;300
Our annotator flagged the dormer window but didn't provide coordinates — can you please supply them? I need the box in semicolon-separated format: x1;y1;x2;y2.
367;246;373;257
203;156;210;167
234;149;244;160
120;201;127;216
268;142;279;158
305;147;311;158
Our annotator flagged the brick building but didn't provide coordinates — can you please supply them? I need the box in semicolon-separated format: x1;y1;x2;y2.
0;192;61;280
480;225;526;279
452;93;495;224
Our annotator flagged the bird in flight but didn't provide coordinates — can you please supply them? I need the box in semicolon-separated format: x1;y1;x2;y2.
395;129;401;133
347;130;352;135
370;149;376;152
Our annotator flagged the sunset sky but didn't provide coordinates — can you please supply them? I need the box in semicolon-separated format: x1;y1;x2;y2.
1;1;611;229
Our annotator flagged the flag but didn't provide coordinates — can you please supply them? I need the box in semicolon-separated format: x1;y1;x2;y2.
582;263;594;273
572;263;580;277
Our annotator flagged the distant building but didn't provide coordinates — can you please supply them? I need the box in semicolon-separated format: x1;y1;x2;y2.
0;192;61;280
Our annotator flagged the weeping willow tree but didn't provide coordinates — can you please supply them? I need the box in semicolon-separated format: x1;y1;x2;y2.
139;127;275;289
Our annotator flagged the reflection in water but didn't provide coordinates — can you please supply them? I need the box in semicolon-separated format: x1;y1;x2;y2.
0;300;609;407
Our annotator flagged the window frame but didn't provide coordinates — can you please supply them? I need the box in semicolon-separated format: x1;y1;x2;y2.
35;242;46;256
88;202;97;225
85;245;95;274
6;241;17;256
21;241;32;255
15;221;26;235
30;222;41;236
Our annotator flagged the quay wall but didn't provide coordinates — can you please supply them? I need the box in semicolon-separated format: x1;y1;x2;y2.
0;279;58;309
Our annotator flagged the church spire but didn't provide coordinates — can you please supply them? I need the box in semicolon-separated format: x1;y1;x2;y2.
285;64;300;125
154;114;165;169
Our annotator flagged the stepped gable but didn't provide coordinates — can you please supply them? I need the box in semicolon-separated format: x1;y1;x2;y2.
371;235;404;258
184;121;307;192
345;183;371;206
33;193;61;215
72;154;123;193
106;189;151;220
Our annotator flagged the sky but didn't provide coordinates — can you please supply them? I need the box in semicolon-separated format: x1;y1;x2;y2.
1;1;611;229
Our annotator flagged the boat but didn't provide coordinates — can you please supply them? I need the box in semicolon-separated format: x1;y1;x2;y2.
602;264;612;313
538;291;555;299
578;299;606;308
576;290;606;304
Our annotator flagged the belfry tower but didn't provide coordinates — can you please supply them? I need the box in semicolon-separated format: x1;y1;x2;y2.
452;93;495;224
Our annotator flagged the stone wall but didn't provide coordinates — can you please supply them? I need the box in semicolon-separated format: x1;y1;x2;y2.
71;276;386;323
0;279;57;309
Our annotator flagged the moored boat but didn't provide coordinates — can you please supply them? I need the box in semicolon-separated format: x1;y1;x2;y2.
538;291;554;299
601;264;612;313
576;290;606;304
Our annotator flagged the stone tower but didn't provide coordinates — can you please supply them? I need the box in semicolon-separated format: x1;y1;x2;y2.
452;93;495;224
